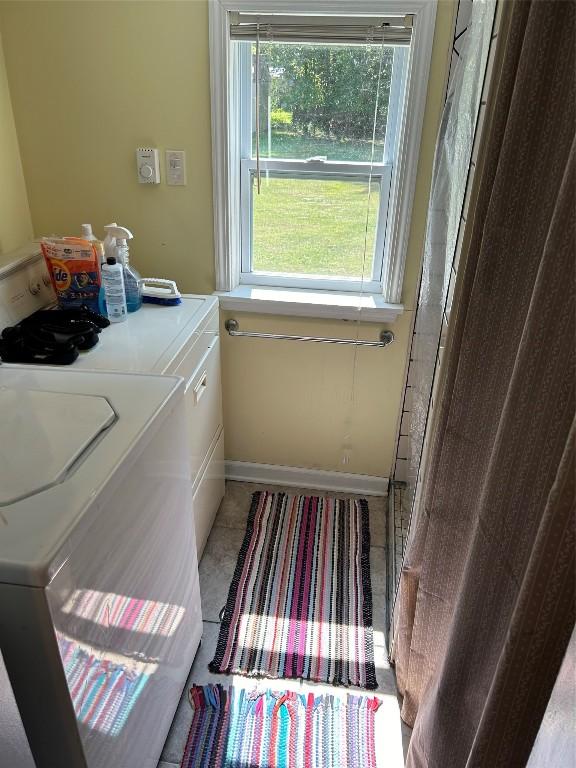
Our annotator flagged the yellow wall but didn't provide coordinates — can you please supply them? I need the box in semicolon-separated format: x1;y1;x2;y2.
220;311;414;476
0;0;454;478
0;21;32;255
0;0;215;293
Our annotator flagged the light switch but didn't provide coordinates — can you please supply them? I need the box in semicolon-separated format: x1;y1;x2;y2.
166;149;187;186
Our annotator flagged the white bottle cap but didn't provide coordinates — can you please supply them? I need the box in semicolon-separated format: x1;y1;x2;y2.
81;224;94;239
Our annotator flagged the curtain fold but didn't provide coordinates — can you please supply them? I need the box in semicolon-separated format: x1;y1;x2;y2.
391;1;576;765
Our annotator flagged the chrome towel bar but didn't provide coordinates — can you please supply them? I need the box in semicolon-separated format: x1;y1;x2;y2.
224;319;395;347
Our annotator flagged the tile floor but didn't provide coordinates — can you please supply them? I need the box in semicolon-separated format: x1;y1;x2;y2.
158;481;412;767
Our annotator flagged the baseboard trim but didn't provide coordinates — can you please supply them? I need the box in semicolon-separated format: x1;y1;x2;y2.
225;461;388;497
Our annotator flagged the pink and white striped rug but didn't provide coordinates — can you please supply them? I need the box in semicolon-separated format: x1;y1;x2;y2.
209;491;377;689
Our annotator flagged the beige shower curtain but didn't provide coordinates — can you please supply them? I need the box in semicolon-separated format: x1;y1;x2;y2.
392;1;575;766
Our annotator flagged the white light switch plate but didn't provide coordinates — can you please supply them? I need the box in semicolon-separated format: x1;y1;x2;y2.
165;149;187;186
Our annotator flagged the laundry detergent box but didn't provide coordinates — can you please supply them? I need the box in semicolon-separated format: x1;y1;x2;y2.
41;238;102;312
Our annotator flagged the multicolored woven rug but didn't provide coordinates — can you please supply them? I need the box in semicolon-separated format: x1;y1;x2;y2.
209;492;377;689
181;684;381;768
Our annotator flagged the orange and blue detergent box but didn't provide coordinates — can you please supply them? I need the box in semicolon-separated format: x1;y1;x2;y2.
41;238;102;313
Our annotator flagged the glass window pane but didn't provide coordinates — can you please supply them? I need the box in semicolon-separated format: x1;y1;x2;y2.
251;174;380;279
252;42;393;163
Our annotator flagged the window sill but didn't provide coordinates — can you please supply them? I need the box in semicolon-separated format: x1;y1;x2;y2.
214;285;404;323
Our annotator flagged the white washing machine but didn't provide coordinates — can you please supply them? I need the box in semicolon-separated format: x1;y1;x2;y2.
0;243;225;557
0;365;202;767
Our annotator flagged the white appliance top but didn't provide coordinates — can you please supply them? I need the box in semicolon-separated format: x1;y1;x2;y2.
72;296;217;374
0;389;115;505
0;243;219;374
0;366;184;588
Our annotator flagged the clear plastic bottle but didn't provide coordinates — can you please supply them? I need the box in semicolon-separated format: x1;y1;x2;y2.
115;238;142;312
101;257;127;323
103;224;142;313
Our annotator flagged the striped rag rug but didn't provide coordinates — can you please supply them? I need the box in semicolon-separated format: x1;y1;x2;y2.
209;491;377;689
181;684;382;768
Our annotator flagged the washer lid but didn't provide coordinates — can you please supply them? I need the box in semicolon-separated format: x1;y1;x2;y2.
0;388;115;506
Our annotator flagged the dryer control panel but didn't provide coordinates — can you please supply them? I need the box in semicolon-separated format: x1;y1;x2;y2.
0;245;55;330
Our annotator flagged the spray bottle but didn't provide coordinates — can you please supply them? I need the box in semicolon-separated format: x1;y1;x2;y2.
103;224;143;313
102;222;118;264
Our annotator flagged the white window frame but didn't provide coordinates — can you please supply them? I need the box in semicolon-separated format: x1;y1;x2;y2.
240;160;393;293
209;0;438;315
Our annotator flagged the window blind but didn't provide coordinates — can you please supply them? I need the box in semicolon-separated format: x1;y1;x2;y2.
229;13;413;45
